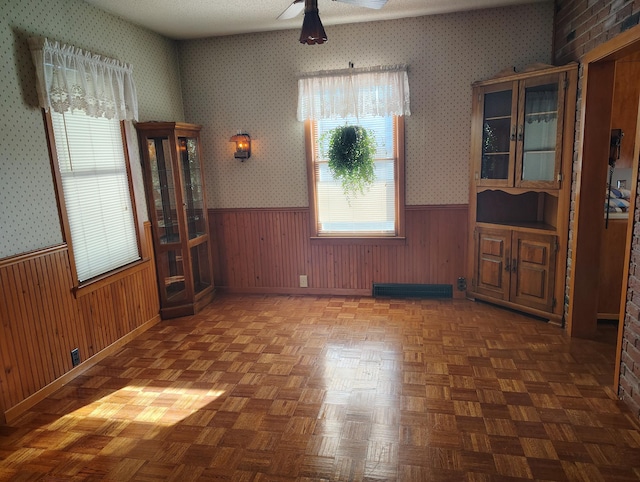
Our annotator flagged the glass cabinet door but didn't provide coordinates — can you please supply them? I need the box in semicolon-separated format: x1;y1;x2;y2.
146;136;187;303
479;83;517;186
159;248;187;302
516;74;564;188
148;137;181;244
179;137;206;240
191;242;212;294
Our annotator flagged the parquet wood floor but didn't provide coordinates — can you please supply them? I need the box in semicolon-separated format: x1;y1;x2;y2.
1;294;639;481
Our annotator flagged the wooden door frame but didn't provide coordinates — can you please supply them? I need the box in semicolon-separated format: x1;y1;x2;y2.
567;23;640;390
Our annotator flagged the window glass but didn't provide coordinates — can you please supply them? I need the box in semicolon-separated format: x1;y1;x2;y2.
310;115;402;236
50;110;140;282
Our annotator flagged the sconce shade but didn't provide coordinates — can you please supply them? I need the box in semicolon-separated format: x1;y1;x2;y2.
230;133;251;160
300;0;327;45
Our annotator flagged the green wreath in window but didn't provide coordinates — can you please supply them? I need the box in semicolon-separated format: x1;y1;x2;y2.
324;125;376;196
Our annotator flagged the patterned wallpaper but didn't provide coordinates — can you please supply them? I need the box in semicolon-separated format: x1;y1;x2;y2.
0;0;184;258
0;1;553;257
178;3;554;209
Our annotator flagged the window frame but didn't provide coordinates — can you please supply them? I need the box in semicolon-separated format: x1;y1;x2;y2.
305;115;406;244
43;110;143;290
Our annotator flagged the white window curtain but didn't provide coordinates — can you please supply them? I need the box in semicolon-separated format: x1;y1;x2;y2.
297;64;410;121
525;89;558;123
28;36;138;121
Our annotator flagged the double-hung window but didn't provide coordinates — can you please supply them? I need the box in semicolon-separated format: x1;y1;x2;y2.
29;37;140;284
308;114;404;236
298;65;410;239
49;111;140;282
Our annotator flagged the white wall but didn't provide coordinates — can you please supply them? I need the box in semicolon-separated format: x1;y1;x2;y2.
178;3;554;209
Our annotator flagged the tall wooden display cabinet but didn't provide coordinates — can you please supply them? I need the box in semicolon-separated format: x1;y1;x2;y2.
136;122;214;319
467;64;578;324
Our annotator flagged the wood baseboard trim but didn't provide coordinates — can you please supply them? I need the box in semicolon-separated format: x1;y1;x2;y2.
216;286;371;296
217;286;468;299
4;314;161;424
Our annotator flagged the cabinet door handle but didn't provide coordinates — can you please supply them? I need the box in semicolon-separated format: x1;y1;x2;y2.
517;125;523;141
510;125;516;141
505;258;511;272
512;258;518;273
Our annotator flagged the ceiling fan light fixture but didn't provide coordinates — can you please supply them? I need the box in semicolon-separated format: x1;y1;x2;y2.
299;0;327;45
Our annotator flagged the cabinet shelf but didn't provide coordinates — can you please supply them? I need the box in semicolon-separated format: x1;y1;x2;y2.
158;221;178;228
160;233;181;244
486;115;511;121
165;275;185;286
476;189;558;230
476;220;556;233
187;231;207;241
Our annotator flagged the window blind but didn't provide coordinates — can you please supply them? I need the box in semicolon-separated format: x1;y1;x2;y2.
51;110;139;282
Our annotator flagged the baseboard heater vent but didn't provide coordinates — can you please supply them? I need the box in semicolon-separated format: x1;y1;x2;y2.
372;283;453;299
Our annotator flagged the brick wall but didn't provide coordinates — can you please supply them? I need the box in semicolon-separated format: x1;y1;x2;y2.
555;0;640;64
624;212;640;417
554;0;640;418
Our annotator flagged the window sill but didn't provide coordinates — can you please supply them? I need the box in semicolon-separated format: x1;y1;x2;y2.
310;236;406;246
73;257;151;298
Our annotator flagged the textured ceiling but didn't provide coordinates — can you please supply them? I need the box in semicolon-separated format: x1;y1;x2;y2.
83;0;551;40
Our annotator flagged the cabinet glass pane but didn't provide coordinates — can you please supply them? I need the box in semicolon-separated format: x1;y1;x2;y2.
191;242;211;294
148;138;180;244
481;154;510;180
483;119;511;153
179;137;206;239
522;83;558;182
481;89;512;180
484;90;512;118
522;151;555;181
160;249;187;302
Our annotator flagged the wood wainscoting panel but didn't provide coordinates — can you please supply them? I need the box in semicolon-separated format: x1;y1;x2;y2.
0;222;160;422
209;205;468;297
0;245;79;415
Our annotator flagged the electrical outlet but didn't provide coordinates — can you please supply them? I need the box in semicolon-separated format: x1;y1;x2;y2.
71;348;80;367
299;275;308;288
457;277;467;291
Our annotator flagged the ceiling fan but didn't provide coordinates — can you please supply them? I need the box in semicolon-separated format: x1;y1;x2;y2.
279;0;389;45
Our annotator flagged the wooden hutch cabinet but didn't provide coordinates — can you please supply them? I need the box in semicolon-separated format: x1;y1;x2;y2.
135;122;214;319
467;64;578;323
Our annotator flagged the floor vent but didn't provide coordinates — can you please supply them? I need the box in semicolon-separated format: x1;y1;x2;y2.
372;283;453;299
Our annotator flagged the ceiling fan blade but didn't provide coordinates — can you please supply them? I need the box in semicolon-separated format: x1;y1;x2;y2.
278;0;305;20
334;0;388;9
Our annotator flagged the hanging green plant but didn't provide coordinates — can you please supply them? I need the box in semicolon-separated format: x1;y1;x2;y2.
322;125;376;196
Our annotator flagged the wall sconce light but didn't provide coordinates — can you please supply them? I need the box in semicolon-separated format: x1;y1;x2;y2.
230;133;251;160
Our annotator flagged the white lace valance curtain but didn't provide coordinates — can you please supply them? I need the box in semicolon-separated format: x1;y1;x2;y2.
28;37;138;120
297;65;410;121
